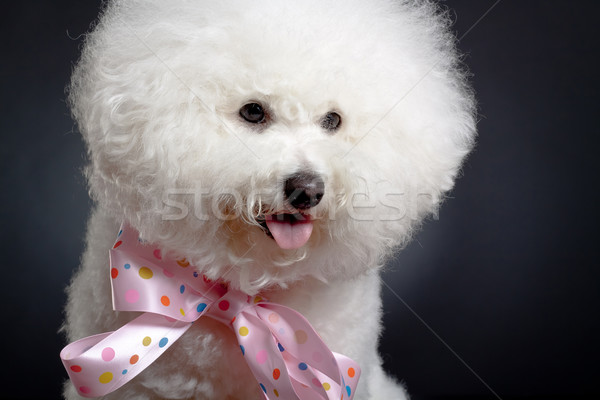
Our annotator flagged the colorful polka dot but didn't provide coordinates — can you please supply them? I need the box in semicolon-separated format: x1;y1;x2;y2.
218;300;230;311
98;371;113;384
138;267;153;279
125;289;139;303
176;258;189;267
161;296;170;306
273;368;281;380
111;268;118;279
259;383;266;393
180;284;185;294
239;326;249;336
256;349;268;364
79;386;91;394
122;369;127;374
347;367;356;378
294;329;308;344
101;347;115;362
113;240;122;248
322;382;331;391
197;303;207;313
273;389;279;397
129;354;139;364
180;308;185;316
253;296;262;303
312;377;321;387
124;263;131;270
346;385;352;396
193;271;199;277
159;337;168;348
153;249;162;259
268;313;279;323
70;365;82;373
142;336;151;346
277;343;285;352
298;362;308;371
163;269;175;278
240;345;245;355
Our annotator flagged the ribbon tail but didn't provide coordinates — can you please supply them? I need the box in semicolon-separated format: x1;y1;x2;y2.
60;313;191;398
331;352;361;400
233;311;302;399
255;303;361;400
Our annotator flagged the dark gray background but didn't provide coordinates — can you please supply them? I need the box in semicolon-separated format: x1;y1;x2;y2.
1;1;598;399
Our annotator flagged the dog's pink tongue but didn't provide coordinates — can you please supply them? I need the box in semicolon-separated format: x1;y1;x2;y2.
266;216;313;250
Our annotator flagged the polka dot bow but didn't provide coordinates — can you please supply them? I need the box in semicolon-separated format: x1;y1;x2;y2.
60;224;361;399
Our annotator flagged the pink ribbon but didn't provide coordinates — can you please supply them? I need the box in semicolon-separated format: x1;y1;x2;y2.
60;224;361;399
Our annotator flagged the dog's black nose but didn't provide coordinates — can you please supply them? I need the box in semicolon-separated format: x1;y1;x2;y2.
284;173;325;210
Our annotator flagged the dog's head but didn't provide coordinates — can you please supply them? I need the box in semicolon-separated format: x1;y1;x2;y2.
71;0;476;292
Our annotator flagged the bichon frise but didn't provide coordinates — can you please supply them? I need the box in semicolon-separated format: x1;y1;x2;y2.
61;0;476;399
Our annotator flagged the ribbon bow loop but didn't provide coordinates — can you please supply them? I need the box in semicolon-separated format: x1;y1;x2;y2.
60;224;360;399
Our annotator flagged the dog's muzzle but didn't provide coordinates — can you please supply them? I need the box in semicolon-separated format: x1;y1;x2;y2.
259;172;324;250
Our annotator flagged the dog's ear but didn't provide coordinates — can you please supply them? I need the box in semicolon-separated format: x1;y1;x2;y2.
67;1;209;216
329;1;476;244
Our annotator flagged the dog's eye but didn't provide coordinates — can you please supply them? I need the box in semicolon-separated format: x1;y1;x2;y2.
320;112;342;132
239;103;266;124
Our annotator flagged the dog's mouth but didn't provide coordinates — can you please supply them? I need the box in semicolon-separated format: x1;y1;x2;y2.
258;213;314;250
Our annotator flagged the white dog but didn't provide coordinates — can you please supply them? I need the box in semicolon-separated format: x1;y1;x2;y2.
62;0;476;399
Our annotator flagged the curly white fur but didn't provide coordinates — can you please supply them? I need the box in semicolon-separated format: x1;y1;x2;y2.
63;0;476;399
